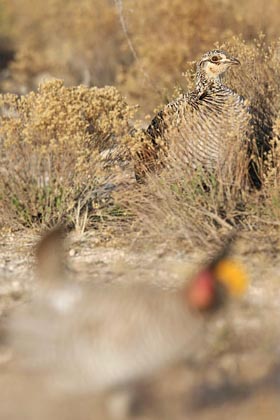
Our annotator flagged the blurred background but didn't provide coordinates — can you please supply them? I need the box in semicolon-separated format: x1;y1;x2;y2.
0;0;280;117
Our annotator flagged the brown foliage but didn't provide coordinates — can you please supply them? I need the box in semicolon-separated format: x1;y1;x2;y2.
119;0;280;113
117;39;280;248
1;0;280;114
1;0;126;91
0;3;280;246
0;80;135;229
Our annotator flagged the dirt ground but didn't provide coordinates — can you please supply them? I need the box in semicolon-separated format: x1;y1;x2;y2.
0;231;280;420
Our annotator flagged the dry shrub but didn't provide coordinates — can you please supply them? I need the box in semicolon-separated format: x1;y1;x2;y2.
119;145;280;250
134;37;280;186
1;0;126;92
259;117;280;221
222;37;280;156
119;0;280;114
2;0;280;115
120;130;251;249
118;38;280;248
0;80;135;229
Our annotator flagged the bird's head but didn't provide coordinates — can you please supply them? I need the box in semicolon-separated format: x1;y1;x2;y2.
197;50;240;82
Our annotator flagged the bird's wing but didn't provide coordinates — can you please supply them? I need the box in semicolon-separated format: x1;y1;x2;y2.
146;93;195;141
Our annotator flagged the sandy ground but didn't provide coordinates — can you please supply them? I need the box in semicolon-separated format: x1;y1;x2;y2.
0;231;280;419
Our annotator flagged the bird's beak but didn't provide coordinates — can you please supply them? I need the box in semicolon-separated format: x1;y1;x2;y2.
226;56;241;66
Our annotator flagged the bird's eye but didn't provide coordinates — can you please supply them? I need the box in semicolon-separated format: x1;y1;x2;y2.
211;56;219;62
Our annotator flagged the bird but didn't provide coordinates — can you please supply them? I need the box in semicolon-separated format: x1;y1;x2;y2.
135;50;250;180
6;227;247;397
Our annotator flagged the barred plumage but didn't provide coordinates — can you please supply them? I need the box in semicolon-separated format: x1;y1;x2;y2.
136;50;249;179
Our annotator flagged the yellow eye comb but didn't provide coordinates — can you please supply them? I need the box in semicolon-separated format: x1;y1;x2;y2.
214;259;248;296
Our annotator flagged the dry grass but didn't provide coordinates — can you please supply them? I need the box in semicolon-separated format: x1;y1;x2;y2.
118;0;280;114
118;153;280;252
1;3;280;419
0;0;126;92
117;40;280;249
1;1;280;113
0;80;136;230
1;37;280;249
0;3;279;249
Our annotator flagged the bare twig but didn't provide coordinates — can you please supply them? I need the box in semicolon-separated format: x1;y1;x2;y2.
113;0;162;97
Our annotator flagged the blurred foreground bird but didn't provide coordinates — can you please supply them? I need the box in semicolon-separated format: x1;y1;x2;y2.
6;228;247;397
135;50;249;180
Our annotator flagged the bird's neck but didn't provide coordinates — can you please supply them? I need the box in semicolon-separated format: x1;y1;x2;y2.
195;68;222;97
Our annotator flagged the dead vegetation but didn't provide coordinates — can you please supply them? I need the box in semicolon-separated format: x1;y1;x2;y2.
0;80;136;230
120;125;280;250
0;2;280;419
0;3;279;237
0;35;280;250
0;1;280;112
116;39;280;250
